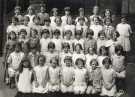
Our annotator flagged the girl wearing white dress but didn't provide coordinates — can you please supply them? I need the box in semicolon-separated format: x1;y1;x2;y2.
61;56;74;93
40;29;51;55
18;29;29;44
75;8;88;26
33;55;49;94
90;16;103;39
73;58;88;94
101;57;117;97
63;17;75;38
85;47;98;71
86;59;102;95
47;57;61;92
7;17;19;38
25;5;35;27
15;58;33;97
116;16;132;53
60;43;72;67
52;29;62;53
72;44;85;66
97;46;108;68
73;30;84;51
50;8;58;27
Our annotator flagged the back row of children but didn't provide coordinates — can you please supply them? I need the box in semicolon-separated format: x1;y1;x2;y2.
3;4;132;97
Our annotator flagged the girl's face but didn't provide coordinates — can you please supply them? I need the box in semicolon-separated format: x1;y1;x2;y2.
101;48;107;56
15;9;20;15
53;11;58;16
79;20;84;25
54;33;60;39
10;32;16;40
77;60;84;69
23;61;30;68
105;11;111;17
91;61;97;70
31;30;37;37
34;18;40;25
15;45;21;52
39;57;45;66
43;33;49;38
12;19;17;25
65;60;72;67
76;34;81;40
75;45;81;53
88;48;94;55
24;19;29;25
63;46;69;53
94;18;99;25
51;59;58;68
65;32;71;39
121;18;126;24
55;18;61;25
20;32;26;38
104;61;110;69
99;34;105;40
45;21;50;26
106;19;111;26
87;34;93;39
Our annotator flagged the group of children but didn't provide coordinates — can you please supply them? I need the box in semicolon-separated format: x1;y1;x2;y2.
3;4;133;97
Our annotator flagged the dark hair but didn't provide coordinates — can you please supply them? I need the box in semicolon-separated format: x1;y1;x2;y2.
44;18;51;22
90;59;99;66
115;45;123;55
50;56;59;65
37;54;46;65
62;42;70;49
104;17;112;24
48;42;55;49
75;58;85;66
18;57;32;73
104;9;112;17
78;17;85;21
99;46;107;56
24;16;30;22
86;29;94;37
15;42;22;50
8;31;17;40
53;29;61;35
98;30;106;38
41;29;50;37
102;57;112;65
54;16;62;23
12;16;19;22
64;30;72;36
75;43;83;51
87;47;96;54
75;30;82;36
30;28;38;37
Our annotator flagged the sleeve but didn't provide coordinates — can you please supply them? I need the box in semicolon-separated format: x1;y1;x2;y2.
7;54;12;64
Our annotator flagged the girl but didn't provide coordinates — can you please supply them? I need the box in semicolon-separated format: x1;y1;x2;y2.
30;16;42;35
73;58;88;94
47;57;61;92
45;42;59;65
111;45;126;95
97;30;107;54
52;29;62;52
28;28;40;51
14;6;23;24
15;58;33;97
60;43;72;67
61;56;74;93
90;16;103;39
85;47;98;71
75;8;88;26
72;44;85;66
25;5;35;27
76;17;88;37
28;46;39;68
84;29;97;53
73;30;84;51
89;6;102;25
116;16;132;53
103;18;115;40
42;18;52;37
61;7;71;26
52;16;64;38
19;16;31;38
37;4;49;25
106;31;120;56
7;42;25;88
7;17;19;38
33;55;48;93
62;30;73;51
40;29;51;54
101;57;117;97
63;17;75;38
97;46;108;68
86;59;102;94
18;29;29;44
50;8;59;27
102;9;112;24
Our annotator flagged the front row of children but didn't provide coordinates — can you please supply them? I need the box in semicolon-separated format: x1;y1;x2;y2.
12;44;126;97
